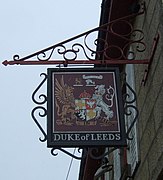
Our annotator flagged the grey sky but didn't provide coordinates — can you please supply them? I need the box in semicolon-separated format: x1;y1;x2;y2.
0;1;101;179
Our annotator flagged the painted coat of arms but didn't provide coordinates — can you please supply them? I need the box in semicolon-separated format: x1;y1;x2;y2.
53;70;121;132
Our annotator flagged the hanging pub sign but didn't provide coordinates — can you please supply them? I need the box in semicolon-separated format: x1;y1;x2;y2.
47;68;126;148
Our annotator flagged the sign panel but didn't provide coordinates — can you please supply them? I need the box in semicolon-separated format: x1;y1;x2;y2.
47;68;126;147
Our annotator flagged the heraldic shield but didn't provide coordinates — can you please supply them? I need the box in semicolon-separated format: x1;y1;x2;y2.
75;98;97;122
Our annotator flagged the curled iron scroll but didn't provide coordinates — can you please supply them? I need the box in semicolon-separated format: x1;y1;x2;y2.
89;148;106;160
32;73;47;105
124;105;139;140
31;106;47;142
31;73;47;142
89;147;118;160
123;81;137;104
123;80;139;140
51;148;87;160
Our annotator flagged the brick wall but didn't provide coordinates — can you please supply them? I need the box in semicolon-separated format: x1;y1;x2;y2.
133;0;163;179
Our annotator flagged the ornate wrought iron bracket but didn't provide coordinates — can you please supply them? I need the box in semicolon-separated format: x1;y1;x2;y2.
122;76;139;140
51;148;87;160
31;71;139;160
2;3;155;68
28;4;142;160
31;73;47;142
51;147;119;161
50;147;120;161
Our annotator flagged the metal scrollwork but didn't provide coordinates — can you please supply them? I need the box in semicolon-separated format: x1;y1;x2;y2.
13;54;20;60
31;73;47;142
89;148;106;160
37;48;54;61
122;77;139;140
125;105;139;140
50;147;119;160
51;148;87;160
88;147;118;160
123;81;137;104
2;4;147;66
32;73;47;104
31;106;47;142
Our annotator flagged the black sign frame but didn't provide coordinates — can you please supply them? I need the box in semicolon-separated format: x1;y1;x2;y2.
47;68;126;148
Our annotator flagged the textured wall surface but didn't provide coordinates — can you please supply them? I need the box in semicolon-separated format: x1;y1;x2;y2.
134;0;163;179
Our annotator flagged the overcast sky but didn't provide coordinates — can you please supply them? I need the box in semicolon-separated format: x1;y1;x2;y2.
0;1;101;180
